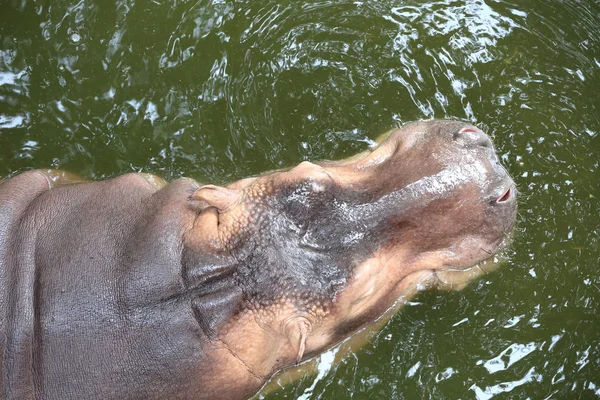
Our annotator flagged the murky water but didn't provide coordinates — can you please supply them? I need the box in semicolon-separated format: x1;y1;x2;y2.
1;0;598;398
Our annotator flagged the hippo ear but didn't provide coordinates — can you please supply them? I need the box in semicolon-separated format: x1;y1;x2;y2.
192;185;240;211
286;319;311;364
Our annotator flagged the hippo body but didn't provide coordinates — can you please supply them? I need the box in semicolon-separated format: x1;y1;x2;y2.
0;173;237;399
0;121;517;399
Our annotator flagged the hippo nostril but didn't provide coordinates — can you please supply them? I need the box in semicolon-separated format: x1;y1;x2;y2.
496;187;512;203
455;126;493;149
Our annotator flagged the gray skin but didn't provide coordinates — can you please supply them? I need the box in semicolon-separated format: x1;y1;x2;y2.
0;120;517;399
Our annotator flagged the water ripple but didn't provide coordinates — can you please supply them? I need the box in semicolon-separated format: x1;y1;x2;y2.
0;0;599;398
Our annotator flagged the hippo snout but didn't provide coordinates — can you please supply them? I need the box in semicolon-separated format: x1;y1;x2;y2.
450;123;518;231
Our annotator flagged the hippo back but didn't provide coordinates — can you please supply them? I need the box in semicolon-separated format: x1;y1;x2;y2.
0;172;247;399
0;171;53;398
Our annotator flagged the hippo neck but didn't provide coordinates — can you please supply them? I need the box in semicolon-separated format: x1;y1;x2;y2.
181;246;300;381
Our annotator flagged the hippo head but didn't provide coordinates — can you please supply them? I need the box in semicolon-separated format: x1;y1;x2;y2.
184;120;516;380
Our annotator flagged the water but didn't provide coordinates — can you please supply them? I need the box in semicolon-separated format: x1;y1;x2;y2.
1;0;599;398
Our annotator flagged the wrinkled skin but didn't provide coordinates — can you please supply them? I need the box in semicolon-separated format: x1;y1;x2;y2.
0;120;516;399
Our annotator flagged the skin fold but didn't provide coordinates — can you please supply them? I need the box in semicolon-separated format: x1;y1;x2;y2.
0;120;517;399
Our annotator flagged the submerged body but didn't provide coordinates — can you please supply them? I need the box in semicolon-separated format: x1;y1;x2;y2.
0;120;517;399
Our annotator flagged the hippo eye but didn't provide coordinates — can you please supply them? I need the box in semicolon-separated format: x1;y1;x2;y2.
286;181;314;204
279;179;333;236
281;185;311;220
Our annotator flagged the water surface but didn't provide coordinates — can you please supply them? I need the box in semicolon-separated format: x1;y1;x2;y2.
1;0;598;398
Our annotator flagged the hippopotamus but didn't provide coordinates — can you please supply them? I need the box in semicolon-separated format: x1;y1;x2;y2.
0;120;516;399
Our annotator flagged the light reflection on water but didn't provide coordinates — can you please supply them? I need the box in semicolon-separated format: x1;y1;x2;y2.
1;0;599;398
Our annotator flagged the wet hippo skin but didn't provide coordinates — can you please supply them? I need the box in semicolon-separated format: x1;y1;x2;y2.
0;120;517;399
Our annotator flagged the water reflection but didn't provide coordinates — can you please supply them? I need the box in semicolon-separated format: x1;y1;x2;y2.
471;367;543;400
479;342;537;374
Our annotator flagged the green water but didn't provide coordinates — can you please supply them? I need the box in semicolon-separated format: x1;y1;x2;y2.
1;0;598;398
